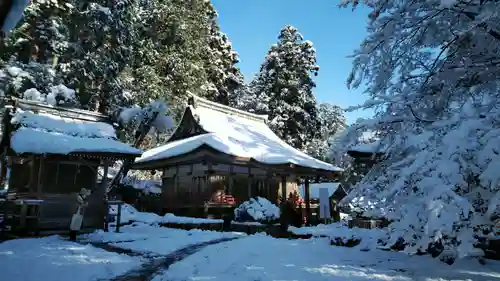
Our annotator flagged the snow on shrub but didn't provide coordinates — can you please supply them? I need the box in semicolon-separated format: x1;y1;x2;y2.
289;223;386;251
22;88;44;102
234;197;280;223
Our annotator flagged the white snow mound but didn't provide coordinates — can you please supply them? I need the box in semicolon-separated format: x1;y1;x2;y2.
234;197;280;222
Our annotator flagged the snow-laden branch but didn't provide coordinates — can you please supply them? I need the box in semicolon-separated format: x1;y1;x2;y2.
116;101;175;135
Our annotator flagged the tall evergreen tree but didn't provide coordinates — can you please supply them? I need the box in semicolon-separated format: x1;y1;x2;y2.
247;25;321;149
0;0;139;112
304;102;346;161
0;0;72;100
201;1;244;105
117;0;235;113
0;0;71;64
1;0;246;120
63;0;139;113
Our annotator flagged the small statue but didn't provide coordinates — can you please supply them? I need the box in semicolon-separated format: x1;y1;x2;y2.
69;188;91;241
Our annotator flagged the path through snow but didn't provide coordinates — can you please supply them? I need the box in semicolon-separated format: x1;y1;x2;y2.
108;237;239;281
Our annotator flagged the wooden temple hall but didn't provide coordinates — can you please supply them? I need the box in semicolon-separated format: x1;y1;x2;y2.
132;94;343;219
0;98;141;232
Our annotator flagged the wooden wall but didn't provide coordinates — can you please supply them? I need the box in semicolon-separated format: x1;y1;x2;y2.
160;163;300;211
6;157;105;231
6;157;98;195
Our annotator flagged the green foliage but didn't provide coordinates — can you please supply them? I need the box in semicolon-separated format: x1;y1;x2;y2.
241;25;322;150
1;0;244;118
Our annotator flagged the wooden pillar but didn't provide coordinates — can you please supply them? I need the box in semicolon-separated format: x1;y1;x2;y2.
228;165;233;194
304;177;311;226
116;203;122;233
101;160;110;227
102;162;109;198
281;175;287;205
175;165;179;194
0;148;5;187
28;156;36;195
265;177;270;199
197;176;201;194
247;167;252;199
36;157;44;199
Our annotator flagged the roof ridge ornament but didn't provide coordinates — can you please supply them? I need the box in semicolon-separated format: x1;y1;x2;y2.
187;96;196;108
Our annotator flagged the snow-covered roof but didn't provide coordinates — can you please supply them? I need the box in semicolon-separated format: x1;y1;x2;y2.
9;108;142;156
299;182;342;199
349;141;383;154
136;95;342;172
348;131;386;155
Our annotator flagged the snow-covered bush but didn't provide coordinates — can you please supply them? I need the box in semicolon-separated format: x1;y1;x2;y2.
234;197;280;223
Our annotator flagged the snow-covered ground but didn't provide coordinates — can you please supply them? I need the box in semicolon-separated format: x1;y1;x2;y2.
0;236;142;281
154;234;500;281
3;211;500;281
0;223;245;281
83;222;245;256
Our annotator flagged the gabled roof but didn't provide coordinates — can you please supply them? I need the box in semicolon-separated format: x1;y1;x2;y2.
5;98;141;157
135;94;342;172
346;131;386;159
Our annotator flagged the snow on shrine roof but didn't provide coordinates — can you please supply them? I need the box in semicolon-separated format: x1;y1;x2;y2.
136;95;342;172
349;141;383;154
10;109;142;156
348;131;386;154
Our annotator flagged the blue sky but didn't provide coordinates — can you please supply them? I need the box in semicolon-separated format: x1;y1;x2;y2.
211;0;374;124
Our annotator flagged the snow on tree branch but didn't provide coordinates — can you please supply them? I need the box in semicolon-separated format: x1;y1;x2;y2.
116;101;174;134
338;0;500;261
0;62;78;106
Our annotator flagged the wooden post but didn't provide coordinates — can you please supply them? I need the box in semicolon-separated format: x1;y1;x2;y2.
28;156;36;195
281;175;287;205
102;163;109;196
247;167;252;199
0;148;5;187
20;203;27;229
228;165;233;194
304;177;311;226
197;176;201;194
116;203;122;233
175;165;180;195
265;177;270;199
36;157;44;199
102;162;109;231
